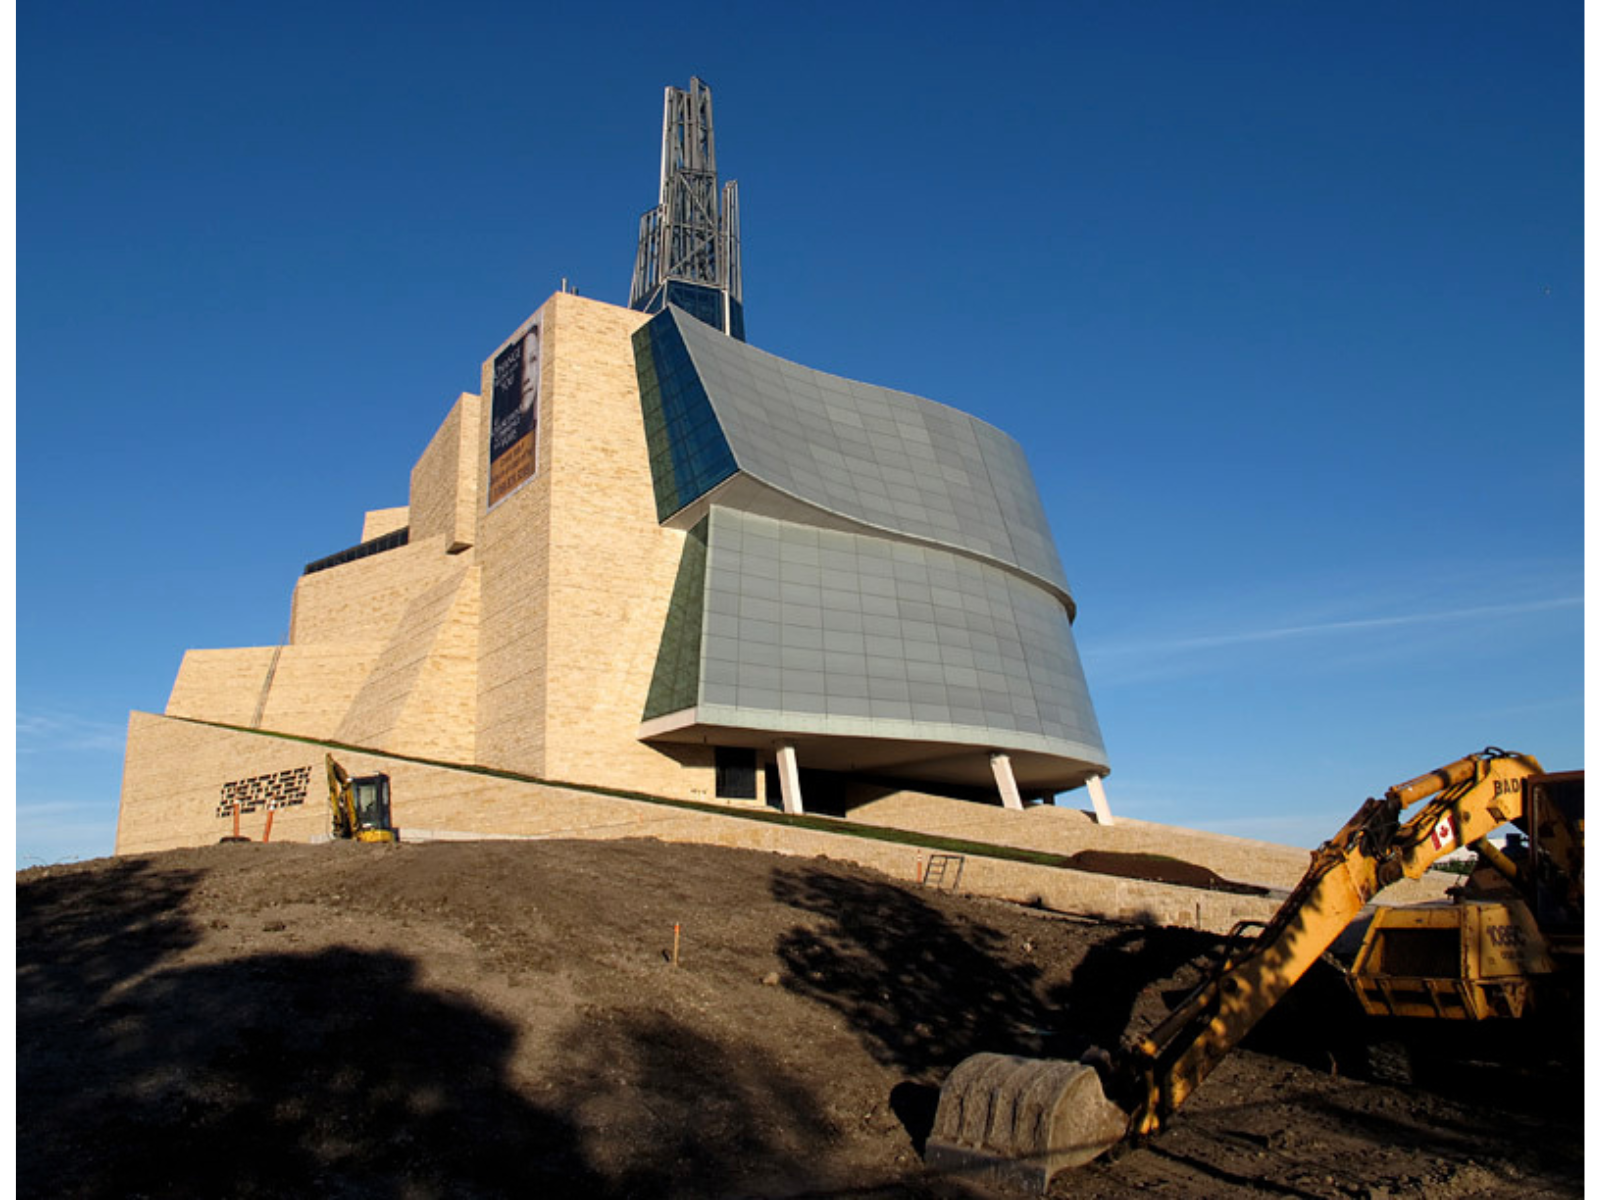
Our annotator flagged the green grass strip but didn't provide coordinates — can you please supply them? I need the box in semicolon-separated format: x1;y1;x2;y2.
158;713;1106;873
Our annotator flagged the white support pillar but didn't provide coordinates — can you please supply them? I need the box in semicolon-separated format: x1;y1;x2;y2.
775;743;804;815
990;753;1025;811
1086;774;1115;826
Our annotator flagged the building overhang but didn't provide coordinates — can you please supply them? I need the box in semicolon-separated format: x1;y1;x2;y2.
638;706;1107;794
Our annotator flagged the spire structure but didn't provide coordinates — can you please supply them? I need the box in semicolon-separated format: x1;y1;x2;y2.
629;77;744;340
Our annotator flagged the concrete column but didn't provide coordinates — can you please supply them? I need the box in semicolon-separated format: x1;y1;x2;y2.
775;743;804;815
990;753;1025;811
1086;774;1115;826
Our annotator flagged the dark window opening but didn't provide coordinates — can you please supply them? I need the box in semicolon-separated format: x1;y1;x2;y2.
303;526;410;576
798;768;849;817
715;747;757;800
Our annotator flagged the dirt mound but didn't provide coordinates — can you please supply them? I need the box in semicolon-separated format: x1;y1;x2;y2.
17;839;1582;1198
1061;849;1269;895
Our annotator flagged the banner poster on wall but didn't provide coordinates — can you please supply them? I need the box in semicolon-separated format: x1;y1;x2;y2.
488;316;542;507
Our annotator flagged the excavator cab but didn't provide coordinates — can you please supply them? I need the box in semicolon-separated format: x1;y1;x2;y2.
1349;768;1584;1022
348;774;394;839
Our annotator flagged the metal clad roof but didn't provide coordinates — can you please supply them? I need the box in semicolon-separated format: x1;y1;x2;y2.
665;308;1072;599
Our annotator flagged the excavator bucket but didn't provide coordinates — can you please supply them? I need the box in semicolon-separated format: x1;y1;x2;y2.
924;1053;1130;1192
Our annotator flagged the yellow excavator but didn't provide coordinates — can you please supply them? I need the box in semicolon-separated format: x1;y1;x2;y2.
326;753;399;843
926;748;1583;1192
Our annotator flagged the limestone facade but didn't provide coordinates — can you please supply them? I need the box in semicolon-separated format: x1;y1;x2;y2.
120;291;1108;854
127;293;712;852
361;507;409;541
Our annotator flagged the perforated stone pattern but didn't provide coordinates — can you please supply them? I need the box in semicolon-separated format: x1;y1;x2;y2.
215;765;314;818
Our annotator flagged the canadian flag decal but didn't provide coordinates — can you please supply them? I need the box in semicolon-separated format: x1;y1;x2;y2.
1429;813;1458;853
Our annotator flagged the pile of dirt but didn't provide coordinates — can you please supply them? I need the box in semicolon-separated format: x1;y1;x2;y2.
1060;848;1270;896
17;838;1583;1198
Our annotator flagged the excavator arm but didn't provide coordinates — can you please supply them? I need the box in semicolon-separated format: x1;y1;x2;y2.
1120;747;1542;1137
926;748;1545;1191
326;753;357;840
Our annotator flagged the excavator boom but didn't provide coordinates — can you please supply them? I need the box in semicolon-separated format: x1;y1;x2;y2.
1122;748;1541;1134
926;748;1565;1191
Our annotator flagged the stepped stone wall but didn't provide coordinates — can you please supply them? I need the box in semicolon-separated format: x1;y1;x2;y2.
253;643;385;740
410;392;480;550
846;790;1449;904
333;561;480;762
166;648;280;728
361;506;409;541
289;535;458;647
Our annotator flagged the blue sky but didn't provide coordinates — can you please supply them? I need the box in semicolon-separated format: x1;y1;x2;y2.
17;1;1584;865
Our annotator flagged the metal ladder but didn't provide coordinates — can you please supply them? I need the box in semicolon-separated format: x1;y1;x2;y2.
922;853;966;891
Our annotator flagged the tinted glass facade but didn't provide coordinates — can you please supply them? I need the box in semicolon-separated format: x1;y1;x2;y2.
643;518;709;720
653;508;1105;768
635;281;745;342
635;317;739;521
646;307;1070;601
634;305;1108;787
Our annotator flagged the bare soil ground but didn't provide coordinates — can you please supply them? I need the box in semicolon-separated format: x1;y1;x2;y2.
17;838;1584;1199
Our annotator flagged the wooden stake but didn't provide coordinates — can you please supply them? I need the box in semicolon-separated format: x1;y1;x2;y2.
262;805;276;843
232;802;241;840
672;923;681;967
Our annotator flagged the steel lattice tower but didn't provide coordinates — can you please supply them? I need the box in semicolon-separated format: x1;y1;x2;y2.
629;77;743;340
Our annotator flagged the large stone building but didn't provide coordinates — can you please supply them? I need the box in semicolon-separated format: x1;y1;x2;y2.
115;81;1110;854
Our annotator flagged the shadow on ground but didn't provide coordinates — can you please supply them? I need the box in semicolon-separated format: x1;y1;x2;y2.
545;1009;847;1197
20;936;601;1197
18;860;858;1199
771;867;1055;1076
772;867;1222;1074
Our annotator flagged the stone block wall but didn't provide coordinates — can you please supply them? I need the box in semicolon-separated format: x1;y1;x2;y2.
847;789;1314;888
474;306;553;778
289;534;458;647
361;507;409;542
537;296;712;800
166;648;279;727
146;292;727;840
335;561;480;762
216;764;315;819
409;392;481;551
116;713;1289;934
846;789;1451;903
254;643;384;740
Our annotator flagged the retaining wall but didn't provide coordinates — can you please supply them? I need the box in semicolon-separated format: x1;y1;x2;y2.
122;713;1452;933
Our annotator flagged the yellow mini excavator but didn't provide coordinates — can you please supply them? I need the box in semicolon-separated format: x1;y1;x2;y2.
925;748;1583;1192
326;753;398;843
